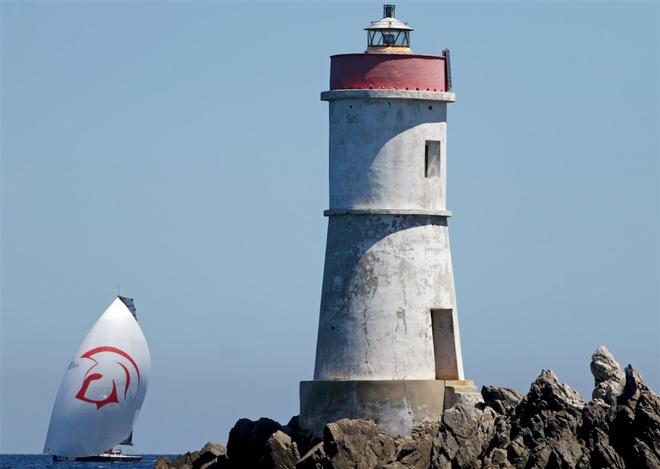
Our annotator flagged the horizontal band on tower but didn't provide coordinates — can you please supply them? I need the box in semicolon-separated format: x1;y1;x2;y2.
321;89;456;102
329;53;450;93
324;208;452;217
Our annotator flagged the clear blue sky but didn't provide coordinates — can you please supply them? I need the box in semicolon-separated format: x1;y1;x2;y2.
1;0;658;455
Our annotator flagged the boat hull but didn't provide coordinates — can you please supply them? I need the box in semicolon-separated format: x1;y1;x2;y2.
53;453;142;462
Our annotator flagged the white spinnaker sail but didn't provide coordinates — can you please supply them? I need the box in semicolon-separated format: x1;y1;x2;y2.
44;297;151;457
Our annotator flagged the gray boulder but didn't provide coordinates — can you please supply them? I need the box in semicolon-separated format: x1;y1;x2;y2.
170;450;201;469
284;415;320;457
192;442;227;469
384;421;437;469
264;430;300;469
227;417;284;468
591;345;625;405
481;386;523;416
155;456;174;469
323;418;397;468
431;402;499;468
296;442;328;469
155;442;228;469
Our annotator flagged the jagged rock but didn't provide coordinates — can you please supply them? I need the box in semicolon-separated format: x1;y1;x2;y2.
431;402;498;468
481;386;523;416
284;415;320;457
384;421;438;468
591;345;625;405
579;400;623;468
155;347;660;469
581;400;614;436
170;450;201;468
264;430;300;469
295;420;438;469
510;370;590;468
210;454;231;469
227;417;283;468
587;428;625;468
191;441;227;469
193;442;228;469
296;442;328;469
153;443;228;469
155;456;174;469
324;418;397;468
199;442;226;456
481;446;514;469
506;434;529;466
479;415;513;468
610;366;660;468
519;369;586;416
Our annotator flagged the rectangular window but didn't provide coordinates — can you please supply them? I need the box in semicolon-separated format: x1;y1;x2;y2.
425;140;441;178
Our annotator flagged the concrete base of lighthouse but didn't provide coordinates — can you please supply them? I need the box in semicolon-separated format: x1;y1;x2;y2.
299;379;479;437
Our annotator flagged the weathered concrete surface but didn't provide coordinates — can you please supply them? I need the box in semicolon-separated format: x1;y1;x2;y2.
299;380;445;437
304;86;465;437
313;215;463;381
326;97;449;212
442;380;482;409
311;90;464;384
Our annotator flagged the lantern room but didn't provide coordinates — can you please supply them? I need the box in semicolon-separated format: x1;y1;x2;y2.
365;4;413;54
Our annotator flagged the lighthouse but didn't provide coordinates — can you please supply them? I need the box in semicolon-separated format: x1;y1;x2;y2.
299;5;478;436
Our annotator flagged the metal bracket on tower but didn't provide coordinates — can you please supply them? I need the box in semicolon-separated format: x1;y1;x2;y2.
442;48;452;91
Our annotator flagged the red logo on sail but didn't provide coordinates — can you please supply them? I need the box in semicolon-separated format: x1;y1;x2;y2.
75;346;141;410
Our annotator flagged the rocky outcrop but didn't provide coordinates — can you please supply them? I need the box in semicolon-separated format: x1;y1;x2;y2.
507;370;590;468
591;345;625;406
610;365;660;468
156;346;659;469
481;385;523;416
387;421;438;468
264;431;300;469
156;441;228;469
155;456;174;469
323;419;396;468
283;416;319;458
431;402;499;468
227;418;280;467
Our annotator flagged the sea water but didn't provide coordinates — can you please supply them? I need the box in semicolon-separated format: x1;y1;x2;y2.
0;455;177;469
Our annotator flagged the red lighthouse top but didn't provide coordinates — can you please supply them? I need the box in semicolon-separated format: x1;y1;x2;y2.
329;5;451;93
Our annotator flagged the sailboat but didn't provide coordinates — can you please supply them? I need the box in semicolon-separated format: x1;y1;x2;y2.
44;296;151;462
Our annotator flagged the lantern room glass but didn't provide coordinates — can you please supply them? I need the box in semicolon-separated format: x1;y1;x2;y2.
367;30;410;48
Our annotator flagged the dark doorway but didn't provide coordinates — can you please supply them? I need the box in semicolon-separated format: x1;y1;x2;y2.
430;308;459;380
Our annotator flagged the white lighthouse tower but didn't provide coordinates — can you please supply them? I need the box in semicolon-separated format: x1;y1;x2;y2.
300;5;478;436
